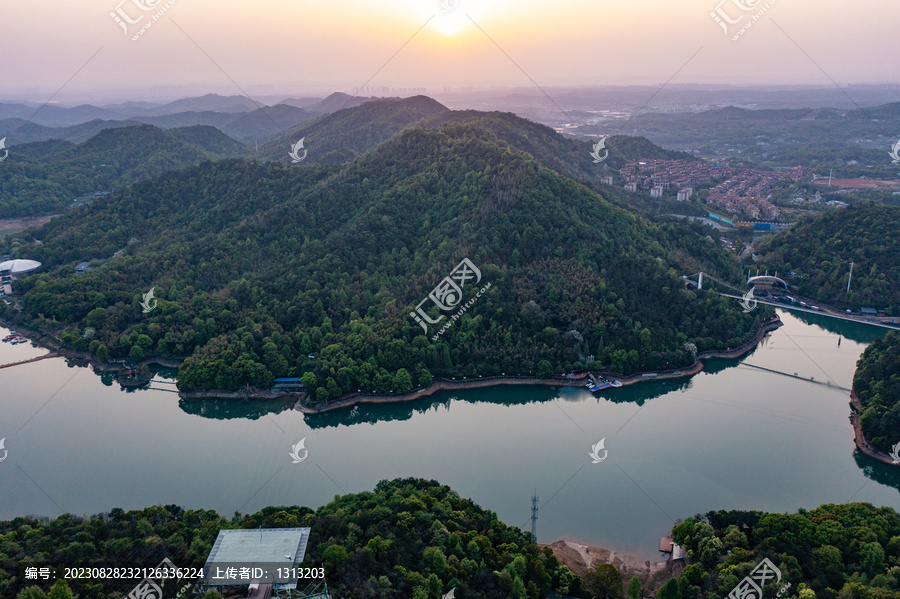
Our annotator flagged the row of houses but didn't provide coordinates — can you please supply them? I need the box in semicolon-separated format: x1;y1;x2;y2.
619;159;735;190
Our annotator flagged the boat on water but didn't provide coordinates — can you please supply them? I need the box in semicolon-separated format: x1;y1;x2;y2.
586;377;623;392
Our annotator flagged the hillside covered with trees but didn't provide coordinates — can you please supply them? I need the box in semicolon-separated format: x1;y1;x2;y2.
1;111;767;398
0;125;250;217
668;503;900;599
756;204;900;314
2;478;577;599
853;330;900;452
262;95;450;165
5;482;900;599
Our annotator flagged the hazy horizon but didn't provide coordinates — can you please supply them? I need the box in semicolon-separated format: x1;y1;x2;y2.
5;83;900;109
5;0;899;105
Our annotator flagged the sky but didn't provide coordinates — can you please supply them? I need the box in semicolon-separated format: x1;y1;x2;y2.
3;0;899;103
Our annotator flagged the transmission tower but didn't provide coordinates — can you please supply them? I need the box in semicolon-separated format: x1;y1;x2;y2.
531;493;539;544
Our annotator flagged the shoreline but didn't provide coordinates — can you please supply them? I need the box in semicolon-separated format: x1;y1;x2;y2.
2;315;782;410
541;539;675;591
849;390;899;466
0;320;184;375
291;316;783;414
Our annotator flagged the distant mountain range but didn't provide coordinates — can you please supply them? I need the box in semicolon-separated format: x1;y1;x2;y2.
0;94;700;219
601;101;900;177
0;92;380;145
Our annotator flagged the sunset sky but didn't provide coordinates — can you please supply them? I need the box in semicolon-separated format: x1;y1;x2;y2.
3;0;899;103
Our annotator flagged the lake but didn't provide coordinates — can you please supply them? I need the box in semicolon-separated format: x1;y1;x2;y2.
1;310;898;560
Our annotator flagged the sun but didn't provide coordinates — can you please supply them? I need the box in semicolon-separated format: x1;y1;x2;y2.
432;5;469;36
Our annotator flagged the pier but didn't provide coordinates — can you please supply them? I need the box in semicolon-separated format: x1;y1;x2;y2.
0;353;59;370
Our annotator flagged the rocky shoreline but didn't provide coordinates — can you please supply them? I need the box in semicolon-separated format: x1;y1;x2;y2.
849;390;899;466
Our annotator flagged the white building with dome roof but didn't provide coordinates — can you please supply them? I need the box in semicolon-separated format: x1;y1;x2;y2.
0;259;42;280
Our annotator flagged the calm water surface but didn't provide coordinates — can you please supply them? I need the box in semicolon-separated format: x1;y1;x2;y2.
1;310;898;559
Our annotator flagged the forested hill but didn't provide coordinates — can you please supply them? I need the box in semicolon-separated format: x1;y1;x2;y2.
0;96;692;219
419;111;695;186
1;478;578;599
756;203;900;314
6;118;765;397
853;330;900;452
5;485;900;599
0;124;250;218
668;503;900;599
262;95;450;165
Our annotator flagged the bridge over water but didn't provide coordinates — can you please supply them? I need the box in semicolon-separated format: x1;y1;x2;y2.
718;294;900;331
0;353;59;370
738;362;851;392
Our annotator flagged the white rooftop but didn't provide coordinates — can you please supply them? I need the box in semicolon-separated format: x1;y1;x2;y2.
204;528;311;587
0;259;41;274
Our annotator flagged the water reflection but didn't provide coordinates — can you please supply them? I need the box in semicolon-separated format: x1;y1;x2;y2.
854;450;900;494
167;375;697;427
3;316;899;548
171;344;772;427
784;308;891;344
179;397;297;420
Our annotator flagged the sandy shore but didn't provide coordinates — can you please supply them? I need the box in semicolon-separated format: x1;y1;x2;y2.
542;539;676;591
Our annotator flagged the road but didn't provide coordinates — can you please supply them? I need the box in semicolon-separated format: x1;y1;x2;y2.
718;293;900;331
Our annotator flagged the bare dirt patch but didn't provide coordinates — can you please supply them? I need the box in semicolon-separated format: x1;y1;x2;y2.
543;539;675;592
0;214;60;232
813;179;900;190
